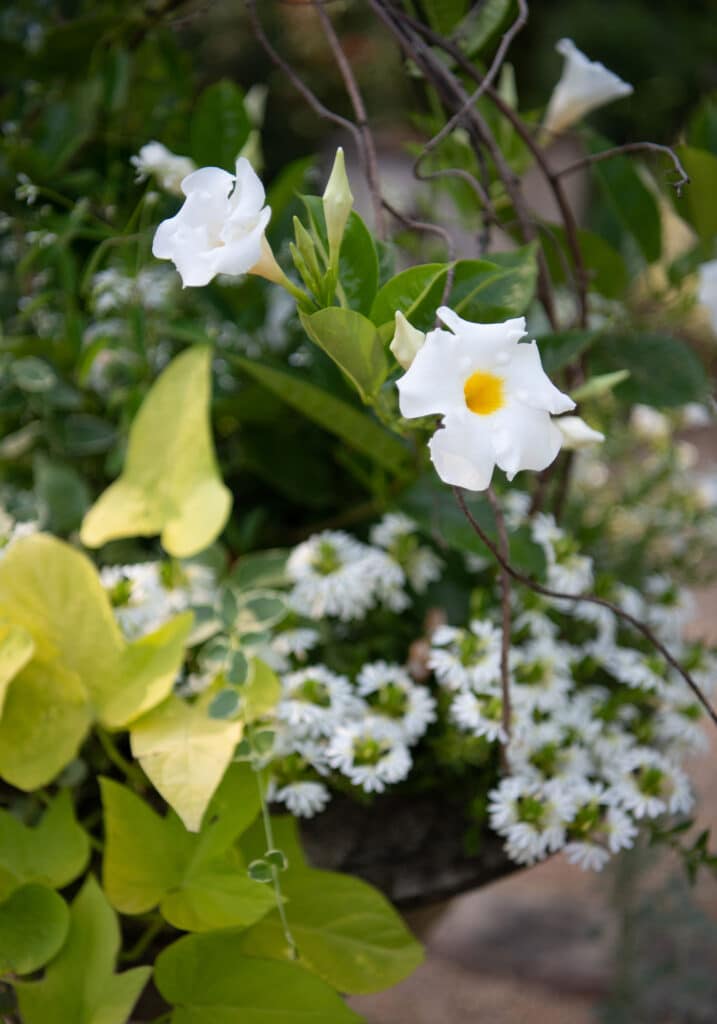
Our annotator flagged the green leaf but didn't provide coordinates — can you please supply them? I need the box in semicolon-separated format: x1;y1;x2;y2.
33;456;90;535
0;791;89;898
450;246;538;321
234;357;409;473
238;869;423;995
101;612;193;729
101;773;271;933
674;146;717;244
337;211;380;316
241;658;281;724
230;549;289;590
589;332;708;407
590;137;662;263
155;932;363;1023
81;346;232;558
543;225;629;299
190;80;251;169
130;691;243;832
460;0;514;57
571;370;629;401
0;660;90;791
687;94;717;156
0;623;34;718
10;358;57;393
0;534;191;732
15;877;150;1024
100;778;191;914
299;308;388;403
422;0;470;33
0;885;69;977
370;263;448;333
537;329;599;374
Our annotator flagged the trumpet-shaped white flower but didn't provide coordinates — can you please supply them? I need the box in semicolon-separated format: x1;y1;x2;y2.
396;308;574;491
152;157;271;287
697;259;717;333
130;141;196;196
543;38;633;136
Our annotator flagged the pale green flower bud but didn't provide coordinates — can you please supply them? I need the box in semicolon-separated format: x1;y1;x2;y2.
390;312;426;370
322;147;353;266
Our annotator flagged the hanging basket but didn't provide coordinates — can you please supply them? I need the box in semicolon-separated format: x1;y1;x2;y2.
300;792;517;910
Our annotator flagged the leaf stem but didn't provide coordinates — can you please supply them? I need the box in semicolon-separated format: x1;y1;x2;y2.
253;767;298;960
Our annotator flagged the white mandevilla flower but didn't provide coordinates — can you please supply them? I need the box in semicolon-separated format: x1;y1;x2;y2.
697;260;717;334
543;38;633;137
152;157;272;287
130;141;196;196
396;308;575;491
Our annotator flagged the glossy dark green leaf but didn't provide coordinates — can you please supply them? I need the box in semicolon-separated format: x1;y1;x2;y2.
537;330;600;374
370;263;448;333
449;245;538;321
422;0;470;33
34;457;90;534
590;137;662;263
190;80;251;170
0;885;69;977
234;357;408;473
674;146;717;244
589;332;708;407
543;225;629;299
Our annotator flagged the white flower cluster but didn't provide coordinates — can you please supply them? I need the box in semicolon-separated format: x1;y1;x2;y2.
268;659;436;816
286;528;410;620
100;561;216;639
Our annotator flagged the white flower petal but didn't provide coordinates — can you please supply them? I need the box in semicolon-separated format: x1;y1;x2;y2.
396;328;463;418
697;259;717;334
544;38;633;136
502;341;575;414
429;413;496;490
491;402;563;479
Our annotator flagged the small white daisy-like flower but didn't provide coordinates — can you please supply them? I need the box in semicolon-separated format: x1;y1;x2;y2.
510;639;574;713
507;724;592;783
564;841;611;872
273;780;330;818
489;776;576;865
101;562;169;638
450;688;507;744
131;140;196;195
543;38;633;137
643;576;694;646
429;619;502;691
602;646;665;693
287;530;407;622
356;661;436;743
272;628;320;661
369;513;443;593
503;490;531;530
606;748;693;819
326;718;412;793
278;665;359;739
396;307;574;491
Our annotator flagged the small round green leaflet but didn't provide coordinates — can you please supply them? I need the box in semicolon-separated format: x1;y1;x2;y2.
0;884;69;976
208;688;240;720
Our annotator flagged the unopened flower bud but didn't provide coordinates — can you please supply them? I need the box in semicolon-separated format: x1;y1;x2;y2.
390;311;426;370
322;147;353;265
555;415;604;450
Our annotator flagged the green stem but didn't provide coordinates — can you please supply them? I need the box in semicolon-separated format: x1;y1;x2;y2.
96;728;146;789
253;768;298;960
121;916;164;963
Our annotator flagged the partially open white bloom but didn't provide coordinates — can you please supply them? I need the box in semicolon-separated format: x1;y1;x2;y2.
697;260;717;333
396;308;574;491
152;157;271;287
555;415;604;450
272;780;330;818
130;141;196;196
390;312;426;370
543;38;633;136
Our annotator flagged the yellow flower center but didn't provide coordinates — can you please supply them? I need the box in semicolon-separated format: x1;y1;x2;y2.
463;370;504;415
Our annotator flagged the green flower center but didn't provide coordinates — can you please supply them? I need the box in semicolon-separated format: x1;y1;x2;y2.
516;795;545;828
293;678;331;707
459;632;489;667
352;737;390;766
108;578;133;607
368;683;408;718
312;541;342;576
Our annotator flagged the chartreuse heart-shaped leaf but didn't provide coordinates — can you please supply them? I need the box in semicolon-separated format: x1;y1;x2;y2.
0;659;91;791
0;791;89;899
101;768;272;932
15;877;150;1024
0;884;69;977
80;345;232;558
155;931;362;1024
238;868;424;995
0;623;34;717
129;689;244;833
0;535;192;788
240;657;281;724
